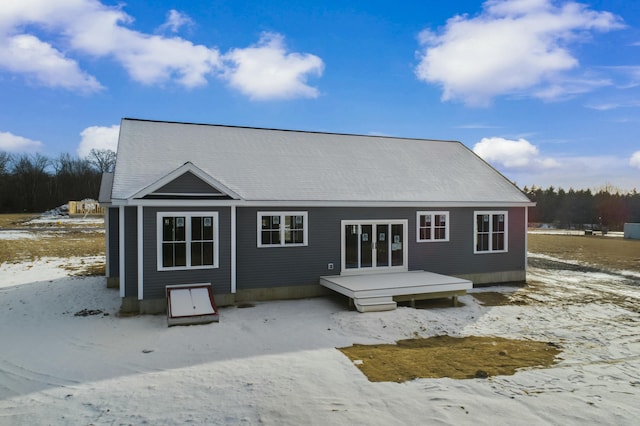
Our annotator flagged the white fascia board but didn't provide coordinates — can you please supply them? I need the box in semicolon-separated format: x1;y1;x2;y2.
127;161;242;200
123;198;535;208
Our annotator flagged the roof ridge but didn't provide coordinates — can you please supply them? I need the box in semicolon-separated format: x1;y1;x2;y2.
121;117;460;144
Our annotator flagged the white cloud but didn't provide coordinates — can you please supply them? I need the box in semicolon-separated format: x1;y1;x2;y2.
586;99;640;110
0;34;103;92
0;131;43;152
0;1;221;90
473;137;559;169
0;1;324;99
415;0;624;106
157;10;194;34
77;125;119;157
222;32;324;100
630;151;640;169
507;154;639;191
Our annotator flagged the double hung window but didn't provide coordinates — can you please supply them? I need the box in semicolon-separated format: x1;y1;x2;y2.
474;211;507;253
258;212;308;247
157;212;218;270
416;211;449;242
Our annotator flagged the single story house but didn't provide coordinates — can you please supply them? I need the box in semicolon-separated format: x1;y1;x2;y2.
99;118;534;314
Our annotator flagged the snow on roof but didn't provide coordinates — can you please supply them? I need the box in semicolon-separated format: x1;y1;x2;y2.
110;118;531;204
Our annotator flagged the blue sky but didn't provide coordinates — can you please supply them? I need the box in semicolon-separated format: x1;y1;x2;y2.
1;0;639;191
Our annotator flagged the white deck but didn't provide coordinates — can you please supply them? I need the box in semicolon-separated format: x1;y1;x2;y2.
320;271;472;312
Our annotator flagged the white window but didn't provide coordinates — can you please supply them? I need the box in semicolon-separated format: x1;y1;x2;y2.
416;211;449;242
157;212;219;270
258;212;308;247
474;211;508;253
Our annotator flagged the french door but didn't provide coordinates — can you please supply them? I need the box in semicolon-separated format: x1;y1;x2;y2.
341;220;407;273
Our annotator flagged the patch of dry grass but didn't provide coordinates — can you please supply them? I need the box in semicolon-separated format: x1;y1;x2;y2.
340;234;640;383
0;231;105;264
63;260;106;277
528;233;640;272
0;213;37;228
339;336;561;382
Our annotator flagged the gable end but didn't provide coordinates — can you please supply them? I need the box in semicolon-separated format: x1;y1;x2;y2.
143;172;232;200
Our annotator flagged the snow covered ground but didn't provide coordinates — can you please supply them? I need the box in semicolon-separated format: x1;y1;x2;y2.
1;253;639;425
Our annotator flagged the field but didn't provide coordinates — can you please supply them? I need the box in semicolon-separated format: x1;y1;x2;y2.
528;233;640;272
1;217;639;425
0;213;104;273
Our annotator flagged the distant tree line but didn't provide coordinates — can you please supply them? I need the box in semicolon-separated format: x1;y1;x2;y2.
0;149;115;213
523;185;640;232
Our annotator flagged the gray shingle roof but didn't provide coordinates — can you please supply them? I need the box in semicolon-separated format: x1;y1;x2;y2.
110;118;531;205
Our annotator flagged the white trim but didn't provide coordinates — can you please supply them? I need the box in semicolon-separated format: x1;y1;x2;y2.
137;206;144;300
231;205;237;294
473;210;509;254
113;198;535;209
118;206;125;298
257;211;308;248
156;211;220;271
340;219;408;275
416;211;450;242
129;162;241;200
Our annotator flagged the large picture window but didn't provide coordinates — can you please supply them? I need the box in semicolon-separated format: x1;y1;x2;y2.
416;211;449;242
474;211;508;253
258;212;308;247
157;212;218;270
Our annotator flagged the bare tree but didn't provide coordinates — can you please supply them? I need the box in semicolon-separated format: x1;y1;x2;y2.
53;153;99;203
0;151;11;175
11;153;51;212
87;149;116;173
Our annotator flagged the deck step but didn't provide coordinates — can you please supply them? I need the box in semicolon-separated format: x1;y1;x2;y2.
354;296;397;313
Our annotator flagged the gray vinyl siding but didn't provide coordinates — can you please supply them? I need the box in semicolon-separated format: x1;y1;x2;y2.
235;206;526;291
236;207;340;290
154;171;223;194
410;207;526;275
123;206;138;298
134;204;526;299
107;207;119;277
141;206;232;299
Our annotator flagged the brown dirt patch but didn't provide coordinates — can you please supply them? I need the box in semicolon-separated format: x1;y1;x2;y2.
471;291;514;306
528;233;640;272
63;261;106;277
397;298;466;309
338;335;561;382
